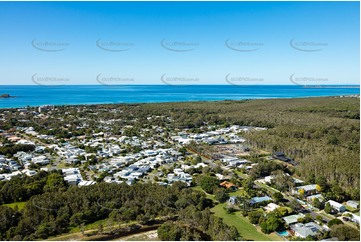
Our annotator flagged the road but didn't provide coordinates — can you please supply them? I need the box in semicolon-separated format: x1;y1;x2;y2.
254;181;333;223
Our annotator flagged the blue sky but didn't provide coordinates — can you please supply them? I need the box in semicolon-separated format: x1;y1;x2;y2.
0;1;359;85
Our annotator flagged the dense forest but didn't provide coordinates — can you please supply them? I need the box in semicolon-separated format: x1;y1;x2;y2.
138;97;360;198
0;172;238;240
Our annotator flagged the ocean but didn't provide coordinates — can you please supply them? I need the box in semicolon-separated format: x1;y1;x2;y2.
0;85;359;109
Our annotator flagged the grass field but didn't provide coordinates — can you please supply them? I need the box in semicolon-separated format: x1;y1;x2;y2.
255;181;280;194
211;203;280;241
319;212;336;220
192;185;279;240
234;170;249;179
69;218;110;233
229;188;246;197
193;185;246;201
192;185;216;201
2;201;27;210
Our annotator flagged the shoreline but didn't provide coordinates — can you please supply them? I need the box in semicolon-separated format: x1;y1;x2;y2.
0;94;359;110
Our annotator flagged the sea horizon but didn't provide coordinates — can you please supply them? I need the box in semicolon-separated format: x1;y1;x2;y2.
0;85;359;109
1;84;360;86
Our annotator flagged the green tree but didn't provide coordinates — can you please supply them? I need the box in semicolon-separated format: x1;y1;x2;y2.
214;188;229;203
312;198;324;209
157;222;182;241
196;175;219;194
324;202;332;214
179;147;187;156
272;192;283;202
44;173;67;192
316;215;323;223
260;214;284;234
328;219;343;228
248;210;264;224
331;224;360;241
195;155;202;164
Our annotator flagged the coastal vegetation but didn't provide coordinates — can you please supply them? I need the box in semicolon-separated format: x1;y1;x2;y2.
0;172;238;240
0;96;359;240
147;97;359;199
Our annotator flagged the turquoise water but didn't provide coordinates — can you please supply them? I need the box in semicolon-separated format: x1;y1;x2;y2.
0;85;359;108
277;230;290;237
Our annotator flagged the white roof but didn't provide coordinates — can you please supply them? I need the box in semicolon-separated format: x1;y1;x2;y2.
295;184;317;191
264;202;280;212
327;200;345;209
283;213;305;225
78;181;96;186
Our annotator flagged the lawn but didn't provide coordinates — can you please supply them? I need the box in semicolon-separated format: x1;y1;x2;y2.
255;181;280;194
2;201;27;210
211;203;279;241
192;186;216;201
229;188;246;197
319;211;336;220
192;185;247;201
345;205;359;213
69;218;109;233
234;170;249;179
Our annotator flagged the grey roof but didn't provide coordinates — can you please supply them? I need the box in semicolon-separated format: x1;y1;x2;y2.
306;194;324;201
321;237;339;241
283;213;305;225
292;222;321;238
295;184;317;192
347;200;359;206
250;196;272;204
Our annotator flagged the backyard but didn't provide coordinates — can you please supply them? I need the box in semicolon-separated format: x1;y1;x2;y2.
211;203;280;241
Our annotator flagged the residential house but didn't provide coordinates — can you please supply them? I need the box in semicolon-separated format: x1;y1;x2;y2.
264;203;280;213
31;155;50;165
35;146;46;153
249;196;272;206
194;162;208;169
272;152;291;162
283;213;306;225
64;174;82;185
215;173;224;180
346;200;359;209
292;184;318;196
157;182;168;186
220;181;237;191
291;222;322;238
62;168;83;185
306;194;324;202
38;105;54;112
264;175;275;184
342;212;360;224
228;196;238;205
293;177;305;185
327;200;346;213
78;181;97;186
22;169;37;177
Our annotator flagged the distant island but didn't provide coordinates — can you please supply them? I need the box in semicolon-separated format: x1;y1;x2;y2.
0;94;14;98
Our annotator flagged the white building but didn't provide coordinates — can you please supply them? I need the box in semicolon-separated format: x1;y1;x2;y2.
38;105;55;112
327;200;346;213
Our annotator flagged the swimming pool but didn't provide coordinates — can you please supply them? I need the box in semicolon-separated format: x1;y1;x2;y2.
277;230;290;237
